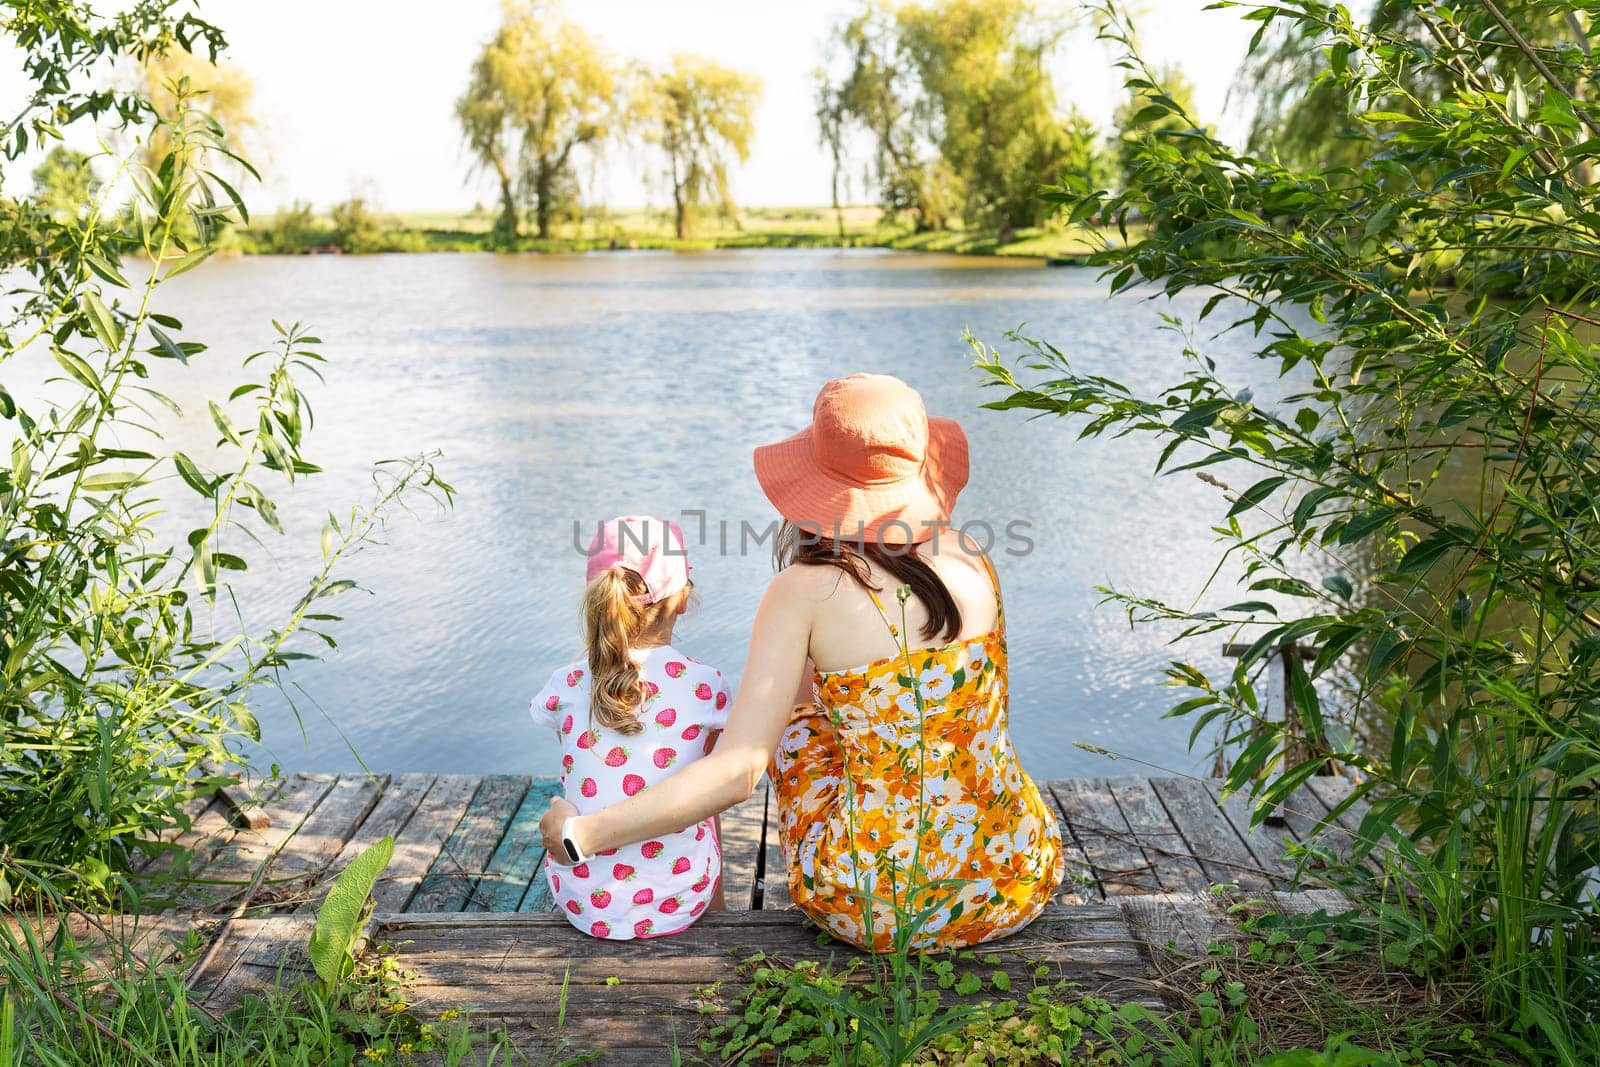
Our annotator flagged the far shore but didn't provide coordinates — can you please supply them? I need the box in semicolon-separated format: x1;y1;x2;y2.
231;203;1127;262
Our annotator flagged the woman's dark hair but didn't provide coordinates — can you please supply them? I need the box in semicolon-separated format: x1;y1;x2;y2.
774;521;962;643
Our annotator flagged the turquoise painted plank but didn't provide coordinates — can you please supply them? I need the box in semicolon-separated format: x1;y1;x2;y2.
408;775;530;913
473;778;564;912
517;871;557;913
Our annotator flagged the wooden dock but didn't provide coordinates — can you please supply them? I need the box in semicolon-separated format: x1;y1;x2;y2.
102;772;1364;1063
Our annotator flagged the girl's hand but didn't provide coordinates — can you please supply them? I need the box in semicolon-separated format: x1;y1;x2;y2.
540;795;581;865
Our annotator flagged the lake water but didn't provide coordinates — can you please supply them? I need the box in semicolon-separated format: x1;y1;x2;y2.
118;250;1316;780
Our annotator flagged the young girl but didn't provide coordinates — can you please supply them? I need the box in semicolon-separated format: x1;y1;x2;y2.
529;515;731;939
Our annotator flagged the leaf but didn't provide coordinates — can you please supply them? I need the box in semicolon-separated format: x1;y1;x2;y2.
1500;143;1538;181
1172;399;1232;434
209;401;242;446
1366;627;1408;685
0;386;13;419
207;170;250;224
1396;532;1455;575
198;539;217;598
80;471;143;491
227;702;260;742
1361;111;1420;124
82;290;123;352
1128;103;1172;126
163;246;215;279
1321;573;1352;600
1337;507;1396;546
172;453;214;498
1228;476;1286;517
53;347;103;396
1292;486;1341;531
148;323;189;364
308;835;394;992
253;492;282;533
83;251;131;289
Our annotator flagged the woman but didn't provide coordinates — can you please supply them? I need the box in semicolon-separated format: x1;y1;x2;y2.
541;373;1063;951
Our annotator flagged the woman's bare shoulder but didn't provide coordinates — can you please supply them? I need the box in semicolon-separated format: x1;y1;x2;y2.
925;527;990;575
767;561;851;605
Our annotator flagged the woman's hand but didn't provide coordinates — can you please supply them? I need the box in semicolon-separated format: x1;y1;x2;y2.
540;795;581;865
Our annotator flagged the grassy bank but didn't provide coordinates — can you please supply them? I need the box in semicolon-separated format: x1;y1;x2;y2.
231;203;1117;259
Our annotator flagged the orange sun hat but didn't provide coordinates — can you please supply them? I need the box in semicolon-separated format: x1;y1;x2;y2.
752;374;969;545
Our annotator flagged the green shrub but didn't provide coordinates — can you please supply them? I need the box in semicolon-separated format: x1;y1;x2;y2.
261;200;319;253
978;0;1599;1059
1;2;450;905
329;197;389;253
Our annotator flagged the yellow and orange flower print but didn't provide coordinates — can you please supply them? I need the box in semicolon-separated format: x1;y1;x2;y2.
770;612;1065;953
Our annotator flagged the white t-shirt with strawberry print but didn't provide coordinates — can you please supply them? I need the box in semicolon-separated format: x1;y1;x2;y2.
530;645;732;940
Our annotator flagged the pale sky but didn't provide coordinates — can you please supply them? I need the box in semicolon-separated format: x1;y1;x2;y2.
3;1;1259;212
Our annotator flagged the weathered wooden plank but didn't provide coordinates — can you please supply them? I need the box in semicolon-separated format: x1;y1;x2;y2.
409;775;530;913
473;778;564;912
197;915;316;1014
370;774;481;913
215;779;270;831
133;777;288;884
760;846;793;909
270;774;387;887
1119;892;1230;959
376;913;1149;997
381;906;1154;1019
1306;775;1366;834
1271;889;1356;918
186;775;387;1000
1104;776;1210;892
296;773;437;915
1202;780;1301;883
517;868;556;914
1149;777;1274;890
1278;781;1335;845
1049;779;1159;895
757;781;794;910
1041;779;1102;904
374;902;1125;942
717;782;766;911
182;774;337;907
395;932;1147;991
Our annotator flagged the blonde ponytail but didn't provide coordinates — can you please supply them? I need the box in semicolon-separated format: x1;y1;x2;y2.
582;567;654;734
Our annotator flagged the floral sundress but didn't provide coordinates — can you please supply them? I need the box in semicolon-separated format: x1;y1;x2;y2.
769;555;1064;952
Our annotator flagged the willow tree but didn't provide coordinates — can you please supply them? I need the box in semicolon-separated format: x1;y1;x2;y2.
638;55;762;239
456;1;616;241
817;1;936;228
819;0;1083;233
898;0;1072;232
